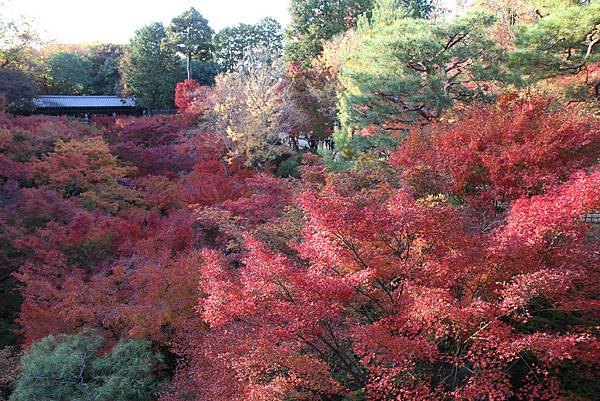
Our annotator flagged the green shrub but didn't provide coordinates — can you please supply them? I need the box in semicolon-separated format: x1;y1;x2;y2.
10;331;164;401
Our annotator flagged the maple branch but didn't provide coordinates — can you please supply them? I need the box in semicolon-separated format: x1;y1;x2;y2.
274;279;298;306
316;331;366;386
334;230;370;271
375;277;396;306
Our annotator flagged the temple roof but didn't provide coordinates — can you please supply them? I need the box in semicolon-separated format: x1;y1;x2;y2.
33;96;136;108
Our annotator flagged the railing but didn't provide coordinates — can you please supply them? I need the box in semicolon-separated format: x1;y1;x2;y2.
583;211;600;224
145;108;177;116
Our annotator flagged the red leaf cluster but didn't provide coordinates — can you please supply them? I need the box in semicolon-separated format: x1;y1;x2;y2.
175;79;212;115
392;95;600;200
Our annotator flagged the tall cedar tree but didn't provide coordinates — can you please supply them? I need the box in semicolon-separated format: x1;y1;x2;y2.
88;44;124;96
166;8;214;80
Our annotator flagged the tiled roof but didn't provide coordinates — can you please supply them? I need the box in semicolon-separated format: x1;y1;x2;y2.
33;96;136;108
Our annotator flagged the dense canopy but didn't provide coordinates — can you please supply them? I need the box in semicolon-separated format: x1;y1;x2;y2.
0;1;599;400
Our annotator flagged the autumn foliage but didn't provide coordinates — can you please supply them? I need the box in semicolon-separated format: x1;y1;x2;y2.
1;92;598;401
392;95;600;200
174;79;212;115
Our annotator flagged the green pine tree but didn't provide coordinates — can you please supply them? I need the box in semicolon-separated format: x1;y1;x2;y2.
510;0;600;82
335;0;511;156
10;331;165;401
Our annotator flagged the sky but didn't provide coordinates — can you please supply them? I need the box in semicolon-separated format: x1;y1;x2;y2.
3;0;291;44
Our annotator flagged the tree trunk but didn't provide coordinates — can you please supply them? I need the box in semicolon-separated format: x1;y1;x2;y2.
187;54;193;80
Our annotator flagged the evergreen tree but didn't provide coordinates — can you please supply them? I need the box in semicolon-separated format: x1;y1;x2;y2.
510;0;600;81
178;59;220;86
284;0;375;63
88;44;124;95
121;22;180;110
214;17;283;72
166;7;214;80
46;52;93;95
9;332;164;401
335;0;510;156
284;0;435;63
